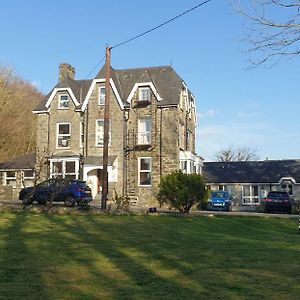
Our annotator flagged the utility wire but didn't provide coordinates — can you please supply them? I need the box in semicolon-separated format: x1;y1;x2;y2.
85;55;106;78
112;0;212;49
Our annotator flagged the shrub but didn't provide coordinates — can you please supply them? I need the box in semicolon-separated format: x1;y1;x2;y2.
157;171;208;213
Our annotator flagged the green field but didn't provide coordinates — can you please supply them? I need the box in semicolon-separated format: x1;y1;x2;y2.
0;211;299;299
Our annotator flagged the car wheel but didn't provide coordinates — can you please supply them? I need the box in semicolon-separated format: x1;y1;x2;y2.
22;193;33;205
64;196;75;207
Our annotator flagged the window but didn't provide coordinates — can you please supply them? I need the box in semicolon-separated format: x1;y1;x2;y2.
50;160;78;179
138;157;151;186
180;160;188;173
281;180;293;196
178;124;185;149
218;185;227;191
96;119;111;147
99;87;106;105
138;118;151;144
242;185;259;205
57;123;71;148
80;122;84;148
6;171;16;187
139;87;150;101
59;94;69;109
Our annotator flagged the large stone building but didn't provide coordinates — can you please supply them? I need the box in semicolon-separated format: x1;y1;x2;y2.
32;63;201;205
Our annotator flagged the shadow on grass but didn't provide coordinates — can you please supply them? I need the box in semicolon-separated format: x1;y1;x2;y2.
0;212;300;299
0;212;50;300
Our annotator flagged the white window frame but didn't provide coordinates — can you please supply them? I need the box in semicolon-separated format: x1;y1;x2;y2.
138;87;151;101
242;185;260;205
56;123;71;149
58;94;69;109
138;157;152;187
98;87;106;106
96;119;111;147
49;159;79;179
137;118;151;145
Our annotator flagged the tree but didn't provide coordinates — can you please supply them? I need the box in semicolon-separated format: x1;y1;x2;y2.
215;146;259;162
157;171;208;213
234;0;300;66
0;65;43;162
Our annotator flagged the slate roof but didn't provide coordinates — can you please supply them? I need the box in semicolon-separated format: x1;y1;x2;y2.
202;160;300;184
34;65;188;112
0;153;36;170
34;78;92;111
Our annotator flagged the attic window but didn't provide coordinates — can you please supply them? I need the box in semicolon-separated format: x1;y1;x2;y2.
59;95;69;109
99;87;106;105
139;87;150;101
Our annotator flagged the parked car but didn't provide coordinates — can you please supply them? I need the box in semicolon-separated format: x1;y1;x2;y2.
263;191;292;214
19;179;92;207
207;191;233;212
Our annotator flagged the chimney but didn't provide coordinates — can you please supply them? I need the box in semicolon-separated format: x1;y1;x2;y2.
59;63;75;82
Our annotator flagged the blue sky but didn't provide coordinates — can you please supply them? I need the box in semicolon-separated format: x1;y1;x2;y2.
0;0;299;160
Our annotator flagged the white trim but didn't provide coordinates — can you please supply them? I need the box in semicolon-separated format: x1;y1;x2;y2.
49;157;80;179
126;82;162;104
32;110;49;114
81;78;124;111
138;157;152;187
46;88;80;108
56;122;71;149
279;177;296;184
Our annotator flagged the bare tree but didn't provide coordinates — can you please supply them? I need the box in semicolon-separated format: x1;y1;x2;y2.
234;0;300;66
0;65;43;162
215;145;259;162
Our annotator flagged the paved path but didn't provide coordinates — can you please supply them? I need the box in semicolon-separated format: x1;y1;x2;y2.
0;198;299;219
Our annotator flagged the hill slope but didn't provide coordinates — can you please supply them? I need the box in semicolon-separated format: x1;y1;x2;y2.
0;66;44;162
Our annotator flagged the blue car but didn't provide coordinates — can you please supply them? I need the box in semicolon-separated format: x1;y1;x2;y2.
19;178;92;207
207;191;233;212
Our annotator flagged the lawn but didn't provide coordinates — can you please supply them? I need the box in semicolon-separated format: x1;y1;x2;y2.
0;211;299;299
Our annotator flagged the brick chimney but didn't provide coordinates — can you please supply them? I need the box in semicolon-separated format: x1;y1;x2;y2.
59;63;75;82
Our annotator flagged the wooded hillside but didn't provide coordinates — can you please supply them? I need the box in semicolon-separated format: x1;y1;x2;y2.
0;66;44;162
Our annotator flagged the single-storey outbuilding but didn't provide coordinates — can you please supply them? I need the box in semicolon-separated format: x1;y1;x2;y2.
202;160;300;207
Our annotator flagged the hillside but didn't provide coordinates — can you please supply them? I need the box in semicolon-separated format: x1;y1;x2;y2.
0;66;44;162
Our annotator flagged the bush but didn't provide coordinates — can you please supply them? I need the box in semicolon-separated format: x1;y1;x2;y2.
157;171;208;213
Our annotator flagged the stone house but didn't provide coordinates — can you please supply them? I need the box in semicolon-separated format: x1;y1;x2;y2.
202;160;300;207
32;63;202;205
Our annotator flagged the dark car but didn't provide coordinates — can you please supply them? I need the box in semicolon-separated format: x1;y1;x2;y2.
263;191;292;214
207;191;233;212
19;179;92;207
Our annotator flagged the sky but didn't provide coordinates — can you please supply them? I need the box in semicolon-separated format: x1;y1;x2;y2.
0;0;299;161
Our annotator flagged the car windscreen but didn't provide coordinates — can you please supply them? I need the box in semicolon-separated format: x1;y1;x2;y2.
73;181;89;188
267;192;289;199
211;191;228;198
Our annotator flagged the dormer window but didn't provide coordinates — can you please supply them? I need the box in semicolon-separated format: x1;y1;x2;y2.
58;94;69;109
139;87;150;101
99;87;106;105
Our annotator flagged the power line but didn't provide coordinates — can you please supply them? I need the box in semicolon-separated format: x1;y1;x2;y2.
85;55;106;78
111;0;212;50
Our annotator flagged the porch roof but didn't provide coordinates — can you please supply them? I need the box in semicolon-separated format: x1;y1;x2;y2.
83;155;117;166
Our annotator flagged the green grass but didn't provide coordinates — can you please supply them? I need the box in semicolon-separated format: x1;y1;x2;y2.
0;211;299;299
